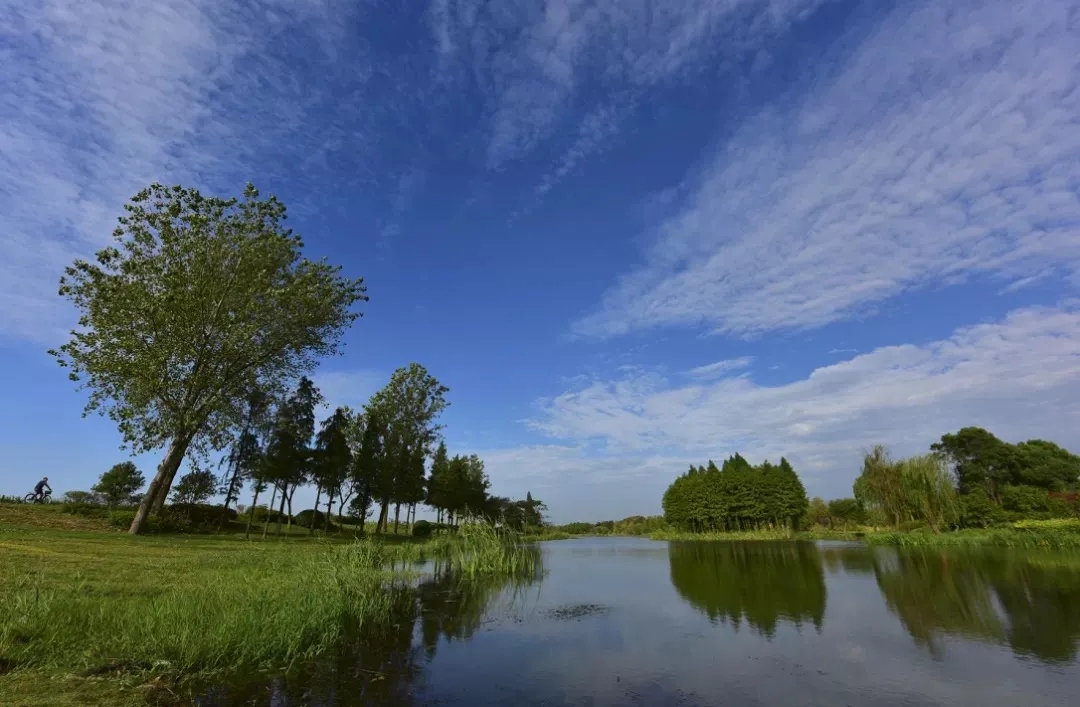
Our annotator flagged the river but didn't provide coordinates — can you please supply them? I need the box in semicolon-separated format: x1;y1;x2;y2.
199;537;1080;706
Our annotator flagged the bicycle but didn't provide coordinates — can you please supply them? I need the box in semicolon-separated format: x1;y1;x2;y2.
23;489;52;504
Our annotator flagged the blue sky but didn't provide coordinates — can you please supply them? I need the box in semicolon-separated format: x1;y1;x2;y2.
1;0;1078;523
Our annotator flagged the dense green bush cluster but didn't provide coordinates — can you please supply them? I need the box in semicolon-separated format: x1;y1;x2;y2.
294;509;336;530
412;519;433;538
662;454;809;532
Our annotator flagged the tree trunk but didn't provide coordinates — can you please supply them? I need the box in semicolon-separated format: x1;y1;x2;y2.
377;500;389;534
262;485;279;539
129;436;191;535
326;489;335;536
310;486;322;536
393;502;401;534
276;487;289;536
244;485;262;539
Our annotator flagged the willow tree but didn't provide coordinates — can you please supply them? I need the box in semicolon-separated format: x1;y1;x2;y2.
48;183;368;534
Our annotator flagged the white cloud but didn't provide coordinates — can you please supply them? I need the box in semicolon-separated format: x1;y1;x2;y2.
430;0;830;170
685;356;755;379
492;305;1080;517
0;0;368;343
573;0;1080;339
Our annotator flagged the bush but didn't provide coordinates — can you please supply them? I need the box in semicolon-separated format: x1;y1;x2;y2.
243;506;291;524
960;488;1007;528
294;509;331;529
412;519;433;538
62;490;103;505
168;503;237;526
1001;485;1050;514
63;502;109;519
107;510;192;533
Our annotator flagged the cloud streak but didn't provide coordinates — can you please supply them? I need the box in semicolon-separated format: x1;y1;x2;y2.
574;0;1080;339
430;0;831;172
0;0;371;343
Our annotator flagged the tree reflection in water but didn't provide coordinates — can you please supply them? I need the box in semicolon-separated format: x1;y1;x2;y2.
867;547;1080;663
199;548;543;707
667;541;827;637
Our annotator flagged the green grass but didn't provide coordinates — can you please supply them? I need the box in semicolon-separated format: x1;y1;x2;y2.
0;520;537;706
866;526;1080;549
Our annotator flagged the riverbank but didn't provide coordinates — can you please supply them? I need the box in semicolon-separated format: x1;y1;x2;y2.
644;519;1080;548
0;523;537;706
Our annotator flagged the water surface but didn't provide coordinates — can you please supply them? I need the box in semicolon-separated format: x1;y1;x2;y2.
202;538;1080;706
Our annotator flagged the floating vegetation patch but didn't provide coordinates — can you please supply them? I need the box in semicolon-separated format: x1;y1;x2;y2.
545;604;610;621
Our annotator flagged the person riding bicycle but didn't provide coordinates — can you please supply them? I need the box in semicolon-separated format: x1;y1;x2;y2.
33;476;51;502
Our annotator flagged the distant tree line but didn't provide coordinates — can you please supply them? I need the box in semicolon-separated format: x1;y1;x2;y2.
58;367;546;536
805;427;1080;532
662;454;809;532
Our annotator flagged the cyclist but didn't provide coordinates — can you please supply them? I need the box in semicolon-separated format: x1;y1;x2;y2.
33;476;51;502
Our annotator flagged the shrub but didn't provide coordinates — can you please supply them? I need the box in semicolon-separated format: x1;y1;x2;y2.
294;509;331;529
62;502;109;519
960;488;1007;528
1001;485;1050;514
168;503;237;527
243;506;291;524
62;490;103;505
412;519;433;538
108;510;136;530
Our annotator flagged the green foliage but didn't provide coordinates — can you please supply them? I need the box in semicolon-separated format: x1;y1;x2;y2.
91;461;145;508
63;502;110;519
294;509;333;530
412;519;433;538
48;182;367;531
662;454;809;532
61;490;103;505
826;498;866;526
241;505;291;524
365;363;449;528
170;469;218;505
1001;484;1051;513
854;447;960;531
668;541;826;637
960;487;1007;528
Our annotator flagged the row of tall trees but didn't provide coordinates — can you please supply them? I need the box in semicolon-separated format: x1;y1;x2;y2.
48;181;543;535
662;454;809;532
211;366;545;537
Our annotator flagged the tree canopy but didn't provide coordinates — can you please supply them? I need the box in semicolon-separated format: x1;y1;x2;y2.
92;462;145;509
662;454;809;532
49;182;367;534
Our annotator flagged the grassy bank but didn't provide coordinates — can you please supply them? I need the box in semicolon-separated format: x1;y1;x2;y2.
647;519;1080;548
866;519;1080;550
0;523;537;705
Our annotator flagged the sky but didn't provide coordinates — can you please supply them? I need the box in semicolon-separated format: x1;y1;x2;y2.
1;0;1078;523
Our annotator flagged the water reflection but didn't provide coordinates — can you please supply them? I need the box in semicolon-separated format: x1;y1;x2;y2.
867;548;1080;663
197;540;1080;706
667;541;826;636
198;552;542;707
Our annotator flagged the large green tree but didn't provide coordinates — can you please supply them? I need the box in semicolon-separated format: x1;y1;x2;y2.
263;377;322;534
92;461;146;509
662;454;808;532
312;406;353;532
365;363;449;533
49;183;367;534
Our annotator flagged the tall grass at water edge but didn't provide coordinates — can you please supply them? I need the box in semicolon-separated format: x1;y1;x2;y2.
0;524;538;677
866;519;1080;550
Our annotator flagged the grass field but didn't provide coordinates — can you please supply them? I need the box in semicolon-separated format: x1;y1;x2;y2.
0;504;537;706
